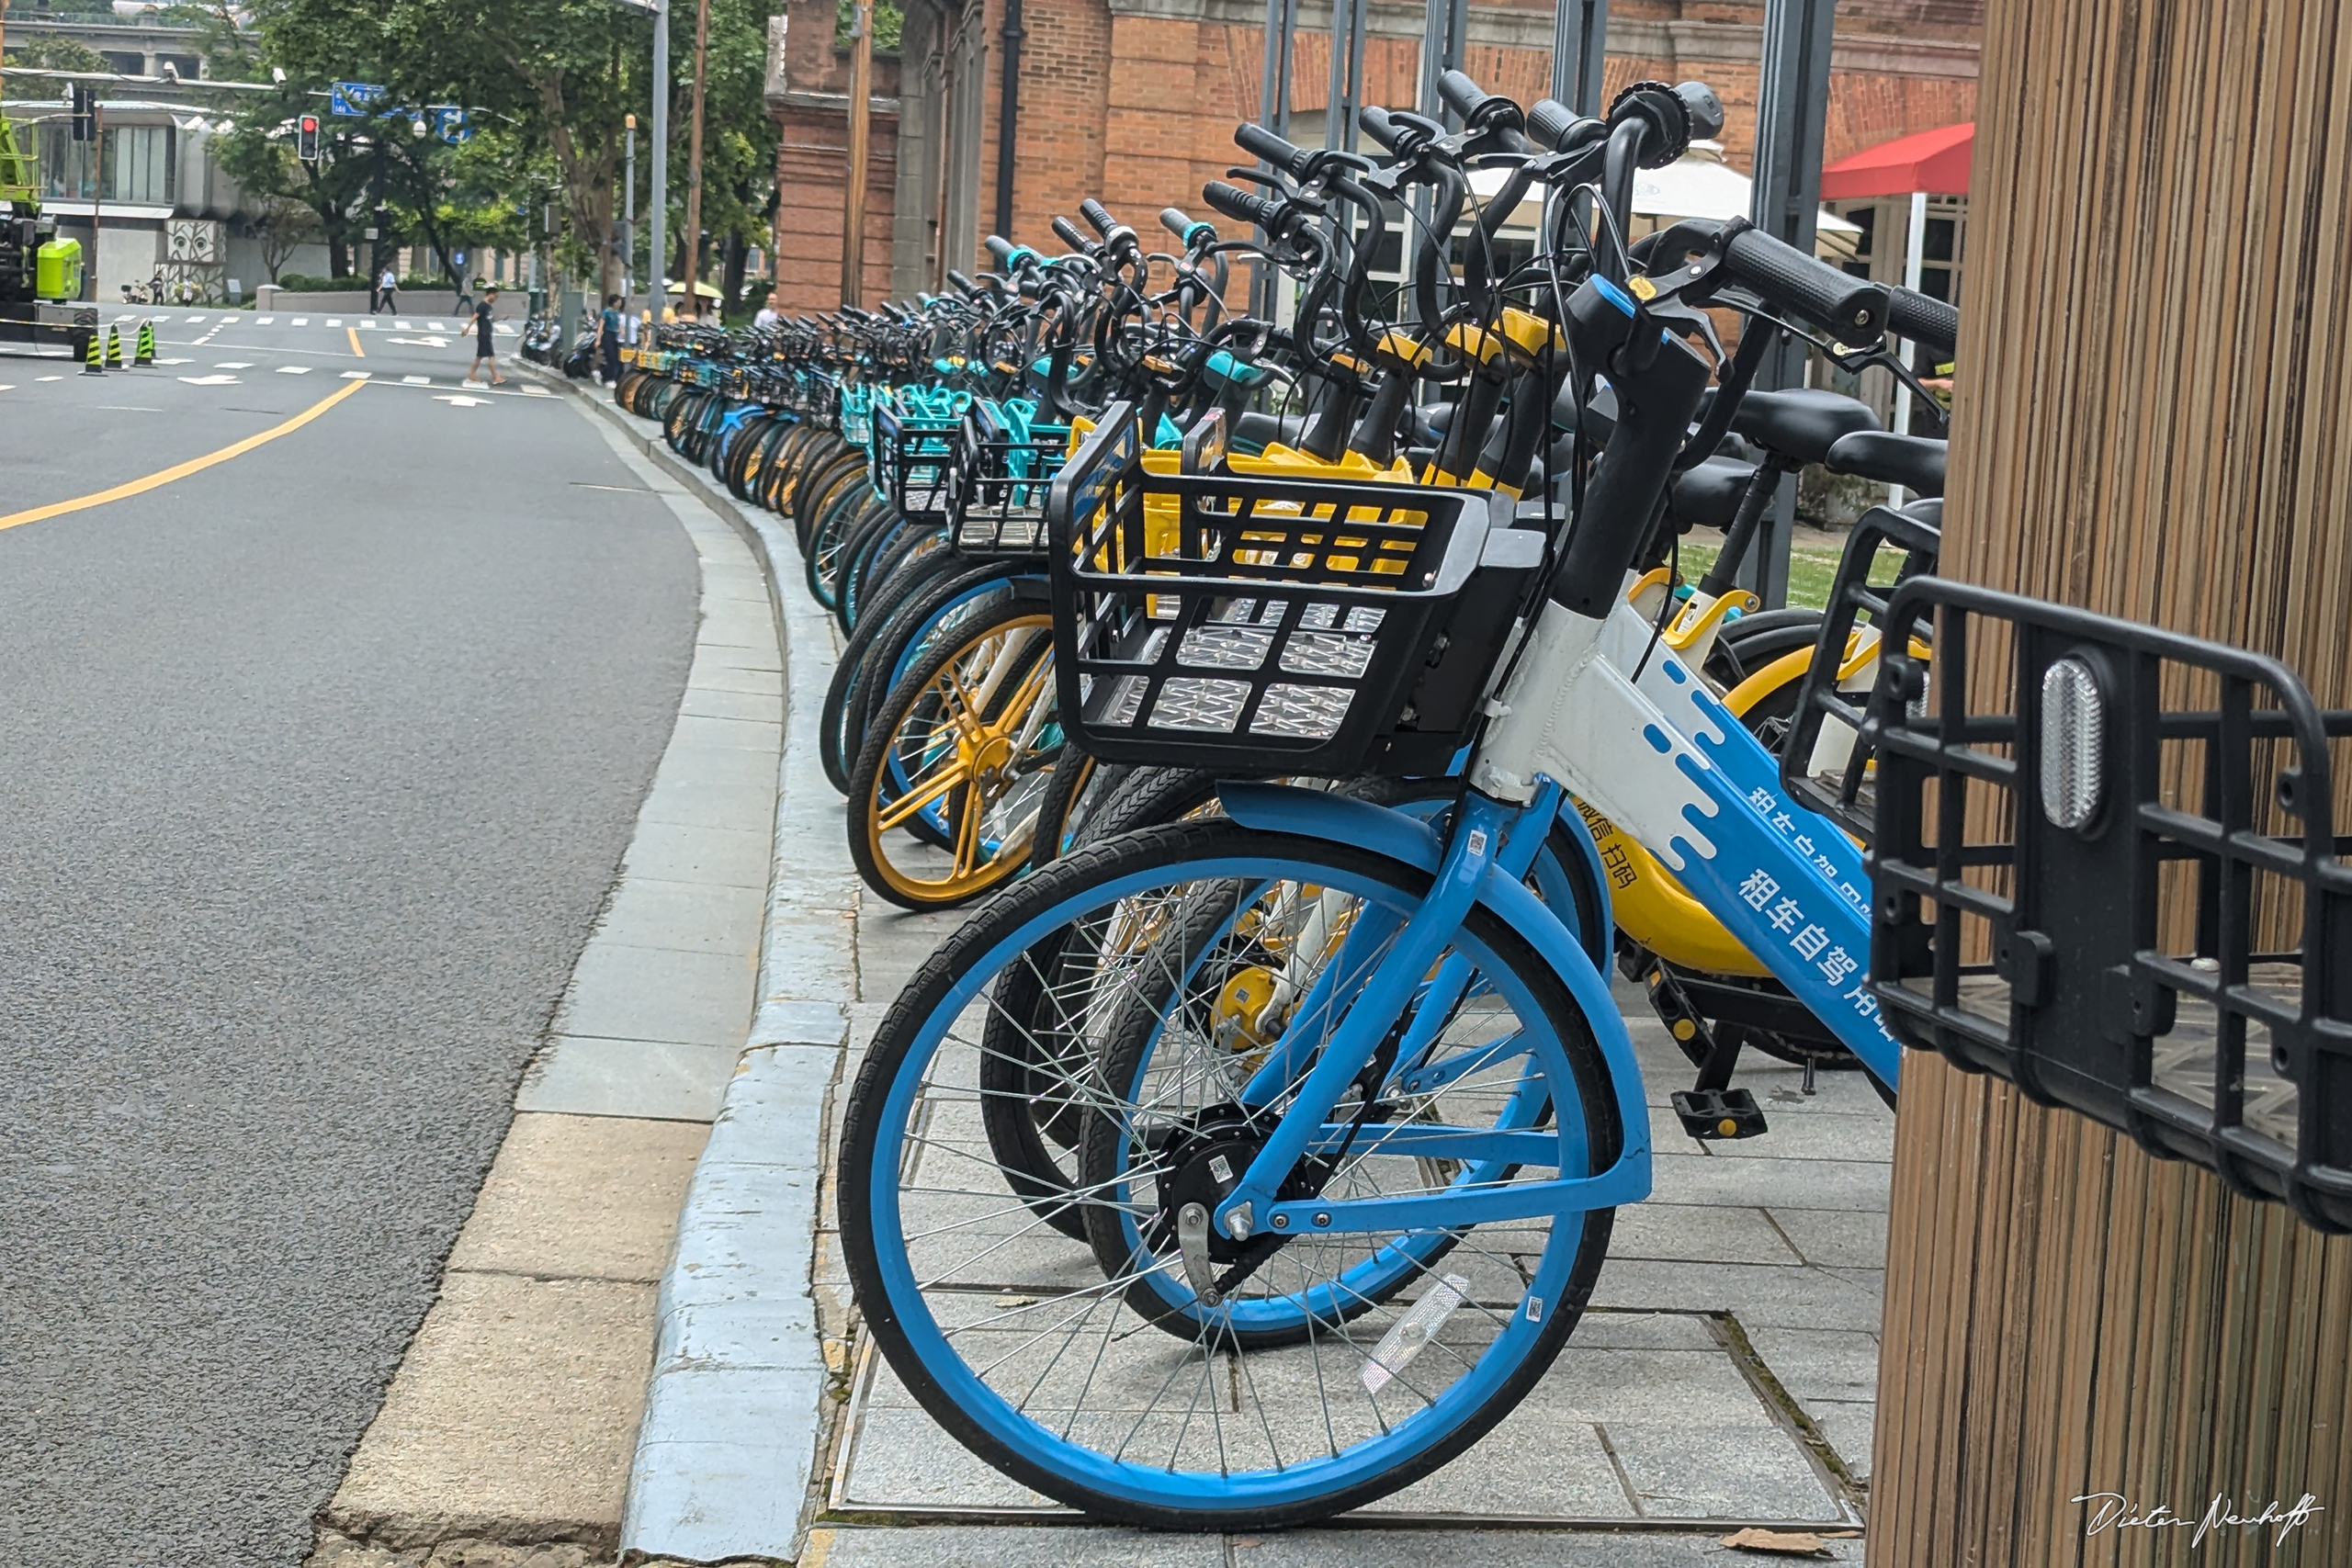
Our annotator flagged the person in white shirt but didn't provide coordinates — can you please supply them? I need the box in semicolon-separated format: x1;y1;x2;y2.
752;289;780;332
375;266;397;314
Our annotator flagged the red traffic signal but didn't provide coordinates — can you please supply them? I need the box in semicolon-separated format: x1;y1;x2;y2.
297;115;321;162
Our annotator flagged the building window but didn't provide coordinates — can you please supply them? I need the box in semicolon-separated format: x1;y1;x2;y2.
40;123;174;205
100;51;144;73
1840;205;1875;279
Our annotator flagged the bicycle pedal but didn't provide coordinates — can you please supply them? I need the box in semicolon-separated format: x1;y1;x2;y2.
1672;1088;1769;1140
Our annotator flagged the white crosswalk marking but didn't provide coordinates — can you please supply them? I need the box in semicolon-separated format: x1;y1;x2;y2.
360;321;378;331
326;318;344;326
184;315;207;322
341;370;372;379
277;366;312;374
293;317;311;326
429;321;447;331
401;375;431;385
215;362;253;369
396;321;414;330
179;375;239;385
0;384;14;392
255;316;275;324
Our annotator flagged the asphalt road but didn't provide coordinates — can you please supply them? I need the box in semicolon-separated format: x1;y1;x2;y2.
0;318;699;1563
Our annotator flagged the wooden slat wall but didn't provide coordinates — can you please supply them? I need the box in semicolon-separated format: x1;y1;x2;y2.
1872;2;2352;1565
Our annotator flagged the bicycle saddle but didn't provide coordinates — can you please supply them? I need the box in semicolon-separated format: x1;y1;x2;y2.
1668;455;1754;530
1826;429;1946;498
1727;389;1881;466
1233;410;1310;450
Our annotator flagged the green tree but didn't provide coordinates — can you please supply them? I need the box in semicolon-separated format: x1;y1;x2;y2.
3;32;108;73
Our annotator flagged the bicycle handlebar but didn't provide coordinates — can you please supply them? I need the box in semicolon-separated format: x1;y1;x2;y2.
1079;198;1117;238
1203;179;1283;231
1888;287;1959;355
1234;121;1317;181
1719;225;1889;341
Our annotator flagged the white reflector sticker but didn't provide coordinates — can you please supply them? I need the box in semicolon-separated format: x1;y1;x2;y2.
1362;1273;1472;1393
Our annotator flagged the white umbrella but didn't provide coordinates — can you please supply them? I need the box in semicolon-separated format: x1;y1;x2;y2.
1468;141;1860;256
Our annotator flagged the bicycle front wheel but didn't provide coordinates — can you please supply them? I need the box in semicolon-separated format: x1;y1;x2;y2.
840;819;1622;1529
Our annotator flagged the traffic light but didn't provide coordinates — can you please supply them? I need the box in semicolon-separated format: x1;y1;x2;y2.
70;85;96;142
297;114;321;163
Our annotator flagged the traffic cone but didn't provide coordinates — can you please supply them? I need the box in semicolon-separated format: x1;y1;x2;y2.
105;323;125;369
81;326;105;375
135;318;156;365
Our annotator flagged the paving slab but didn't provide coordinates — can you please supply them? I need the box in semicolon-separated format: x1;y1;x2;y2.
586;876;767;957
516;1036;742;1121
321;1272;657;1552
553;941;757;1046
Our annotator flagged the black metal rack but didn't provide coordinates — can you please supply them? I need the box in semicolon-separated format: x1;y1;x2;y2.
1863;577;2352;1231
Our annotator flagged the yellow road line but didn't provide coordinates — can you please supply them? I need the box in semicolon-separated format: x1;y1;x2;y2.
0;378;369;532
347;326;365;357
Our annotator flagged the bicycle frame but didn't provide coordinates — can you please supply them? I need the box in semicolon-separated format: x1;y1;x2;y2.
1205;587;1903;1247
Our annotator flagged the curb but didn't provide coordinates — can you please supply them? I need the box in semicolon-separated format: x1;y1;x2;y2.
532;367;853;1562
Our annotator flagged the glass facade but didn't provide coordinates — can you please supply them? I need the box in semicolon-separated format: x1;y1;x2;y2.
40;123;175;206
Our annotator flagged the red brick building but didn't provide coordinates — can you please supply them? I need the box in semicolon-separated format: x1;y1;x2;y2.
766;0;1984;311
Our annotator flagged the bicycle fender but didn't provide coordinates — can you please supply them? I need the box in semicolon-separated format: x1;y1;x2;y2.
1217;782;1653;1197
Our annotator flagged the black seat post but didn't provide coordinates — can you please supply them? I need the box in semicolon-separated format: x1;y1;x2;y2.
1696;454;1793;600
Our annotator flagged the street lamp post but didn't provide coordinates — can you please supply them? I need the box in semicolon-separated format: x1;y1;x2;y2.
609;0;669;320
623;112;637;295
681;0;711;317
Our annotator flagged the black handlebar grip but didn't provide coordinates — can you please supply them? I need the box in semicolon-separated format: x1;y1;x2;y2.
1888;286;1959;355
1721;227;1889;341
984;234;1015;265
1357;105;1408;154
1051;214;1090;252
1079;198;1117;237
1233;121;1315;180
1160;207;1198;240
946;268;977;293
1202;179;1282;231
1523;97;1578;152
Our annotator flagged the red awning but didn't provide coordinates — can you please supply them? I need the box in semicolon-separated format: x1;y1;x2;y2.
1819;122;1974;200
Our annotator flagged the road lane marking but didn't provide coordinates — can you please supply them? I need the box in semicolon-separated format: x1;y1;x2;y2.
326;317;344;326
293;317;310;326
341;370;372;379
0;384;15;391
38;375;62;381
184;314;207;322
0;377;368;532
179;375;240;385
429;320;447;331
360;321;378;331
388;336;448;347
396;320;413;329
277;365;312;374
153;357;193;365
435;394;489;407
347;327;364;357
401;375;430;385
255;316;275;324
215;362;254;368
95;405;164;412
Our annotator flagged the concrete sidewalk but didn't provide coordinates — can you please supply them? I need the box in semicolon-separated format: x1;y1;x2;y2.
562;377;1890;1567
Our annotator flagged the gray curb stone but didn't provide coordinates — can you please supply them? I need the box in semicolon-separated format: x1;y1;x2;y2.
534;369;848;1562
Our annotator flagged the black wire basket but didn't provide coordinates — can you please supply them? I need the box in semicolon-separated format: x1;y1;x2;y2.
950;404;1070;558
874;403;961;523
1864;577;2352;1231
1045;405;1543;778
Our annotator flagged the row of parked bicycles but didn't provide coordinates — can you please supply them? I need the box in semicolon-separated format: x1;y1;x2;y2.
605;67;2352;1530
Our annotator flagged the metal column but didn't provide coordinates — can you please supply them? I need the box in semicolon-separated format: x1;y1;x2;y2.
1549;0;1608;117
1323;0;1368;154
1744;0;1838;608
1251;0;1301;319
1416;0;1468;127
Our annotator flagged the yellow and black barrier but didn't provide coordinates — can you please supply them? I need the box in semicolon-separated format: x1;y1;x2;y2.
105;323;125;369
81;327;105;376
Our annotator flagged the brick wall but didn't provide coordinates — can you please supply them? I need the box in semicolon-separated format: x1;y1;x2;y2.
770;0;1984;312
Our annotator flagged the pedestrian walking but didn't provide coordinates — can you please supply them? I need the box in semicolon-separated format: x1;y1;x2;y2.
752;289;780;332
598;294;624;385
463;286;506;387
375;265;397;314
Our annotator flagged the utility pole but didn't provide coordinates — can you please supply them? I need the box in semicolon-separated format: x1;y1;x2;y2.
87;99;102;304
650;0;668;318
680;0;710;317
841;0;873;306
623;113;637;295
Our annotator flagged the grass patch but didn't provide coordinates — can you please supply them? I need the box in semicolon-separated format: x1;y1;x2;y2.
1674;539;1905;611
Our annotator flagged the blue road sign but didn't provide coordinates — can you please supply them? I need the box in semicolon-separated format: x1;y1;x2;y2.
330;81;388;117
